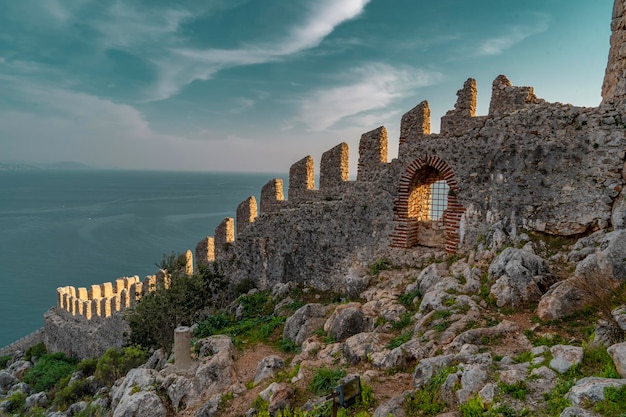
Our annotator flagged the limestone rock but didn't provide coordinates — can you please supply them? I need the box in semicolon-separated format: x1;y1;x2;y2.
413;354;455;388
110;368;167;417
374;394;406;417
194;395;222;417
24;391;48;410
608;342;626;377
612;192;626;230
254;355;285;385
550;345;584;374
327;306;366;342
268;383;294;414
0;371;17;392
343;332;382;365
559;407;600;417
6;360;31;379
536;280;585;321
344;266;371;299
488;248;554;307
163;335;236;411
283;303;327;345
567;377;626;406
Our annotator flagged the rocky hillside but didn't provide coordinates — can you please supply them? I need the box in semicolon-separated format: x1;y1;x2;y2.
2;227;626;417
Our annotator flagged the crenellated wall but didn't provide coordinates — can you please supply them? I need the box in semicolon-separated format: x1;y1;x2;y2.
40;0;626;358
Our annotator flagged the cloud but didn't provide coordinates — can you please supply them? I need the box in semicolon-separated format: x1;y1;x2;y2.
475;14;550;56
292;64;442;131
156;0;371;100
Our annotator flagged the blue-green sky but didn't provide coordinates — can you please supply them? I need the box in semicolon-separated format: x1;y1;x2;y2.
0;0;613;172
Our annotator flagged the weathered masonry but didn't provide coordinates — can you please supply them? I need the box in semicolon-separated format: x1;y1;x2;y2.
196;1;626;292
44;0;626;357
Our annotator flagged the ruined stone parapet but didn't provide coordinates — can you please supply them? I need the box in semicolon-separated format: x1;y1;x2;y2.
236;196;258;235
320;143;349;189
288;156;315;201
195;236;215;267
260;179;285;213
488;75;544;115
357;126;388;182
56;275;142;320
603;0;626;105
399;101;430;147
440;78;483;136
184;250;193;276
215;217;235;260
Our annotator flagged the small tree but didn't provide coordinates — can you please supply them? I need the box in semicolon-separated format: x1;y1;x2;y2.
125;254;228;353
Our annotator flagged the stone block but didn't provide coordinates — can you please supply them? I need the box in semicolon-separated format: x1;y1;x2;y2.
320;142;349;189
215;217;235;260
195;236;215;267
236;196;258;235
357;126;387;182
288;155;315;200
260;179;284;213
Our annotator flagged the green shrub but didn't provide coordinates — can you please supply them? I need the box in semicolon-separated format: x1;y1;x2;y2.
23;352;77;392
77;358;98;377
94;346;148;386
24;342;47;362
543;379;574;415
308;367;346;395
279;338;300;353
405;366;456;416
52;378;94;411
0;354;11;369
126;258;228;352
5;391;26;413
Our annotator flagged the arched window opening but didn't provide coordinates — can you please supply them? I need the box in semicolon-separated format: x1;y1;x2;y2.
406;167;448;248
391;156;464;253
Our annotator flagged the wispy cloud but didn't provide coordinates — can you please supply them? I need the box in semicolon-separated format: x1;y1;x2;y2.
475;13;550;56
156;0;371;100
292;64;442;131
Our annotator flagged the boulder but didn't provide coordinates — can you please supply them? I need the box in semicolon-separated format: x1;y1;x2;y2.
488;248;554;307
559;406;600;417
0;370;17;392
163;335;236;411
194;395;221;417
343;332;382;365
344;266;371;299
283;303;327;345
598;230;626;279
536;280;585;321
612;192;626;230
608;342;626;377
268;383;294;414
254;356;285;385
327;306;365;342
110;368;167;417
374;394;406;417
550;345;584;374
24;392;48;410
567;377;626;406
6;360;31;379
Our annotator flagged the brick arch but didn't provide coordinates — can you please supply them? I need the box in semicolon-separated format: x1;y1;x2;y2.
390;156;465;253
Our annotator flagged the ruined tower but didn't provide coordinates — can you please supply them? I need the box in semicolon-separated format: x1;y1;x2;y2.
602;0;626;104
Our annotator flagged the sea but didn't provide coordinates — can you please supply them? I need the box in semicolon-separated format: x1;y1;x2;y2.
0;169;279;348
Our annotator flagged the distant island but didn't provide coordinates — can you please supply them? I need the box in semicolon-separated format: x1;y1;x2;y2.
0;161;91;171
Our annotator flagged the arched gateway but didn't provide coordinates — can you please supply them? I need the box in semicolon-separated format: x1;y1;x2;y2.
391;156;465;253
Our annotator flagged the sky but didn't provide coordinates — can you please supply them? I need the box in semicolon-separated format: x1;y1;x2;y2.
0;0;614;173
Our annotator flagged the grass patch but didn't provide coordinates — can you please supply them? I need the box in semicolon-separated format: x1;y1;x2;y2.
498;381;529;400
543;379;574;415
399;287;421;310
513;351;533;364
387;331;412;349
405;366;456;416
391;312;413;330
593;385;626;416
308;367;346;396
580;343;620;378
369;258;391;276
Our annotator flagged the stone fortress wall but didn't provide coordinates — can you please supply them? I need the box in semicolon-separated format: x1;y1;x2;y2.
52;251;193;322
34;0;626;358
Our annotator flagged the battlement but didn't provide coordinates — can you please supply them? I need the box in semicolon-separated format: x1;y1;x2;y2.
56;251;193;321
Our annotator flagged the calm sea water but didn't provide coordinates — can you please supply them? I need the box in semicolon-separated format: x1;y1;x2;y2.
0;170;277;347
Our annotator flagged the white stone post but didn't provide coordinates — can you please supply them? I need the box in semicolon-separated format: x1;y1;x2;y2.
174;326;192;371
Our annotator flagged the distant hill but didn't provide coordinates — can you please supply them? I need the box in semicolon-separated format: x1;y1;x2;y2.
0;161;91;171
